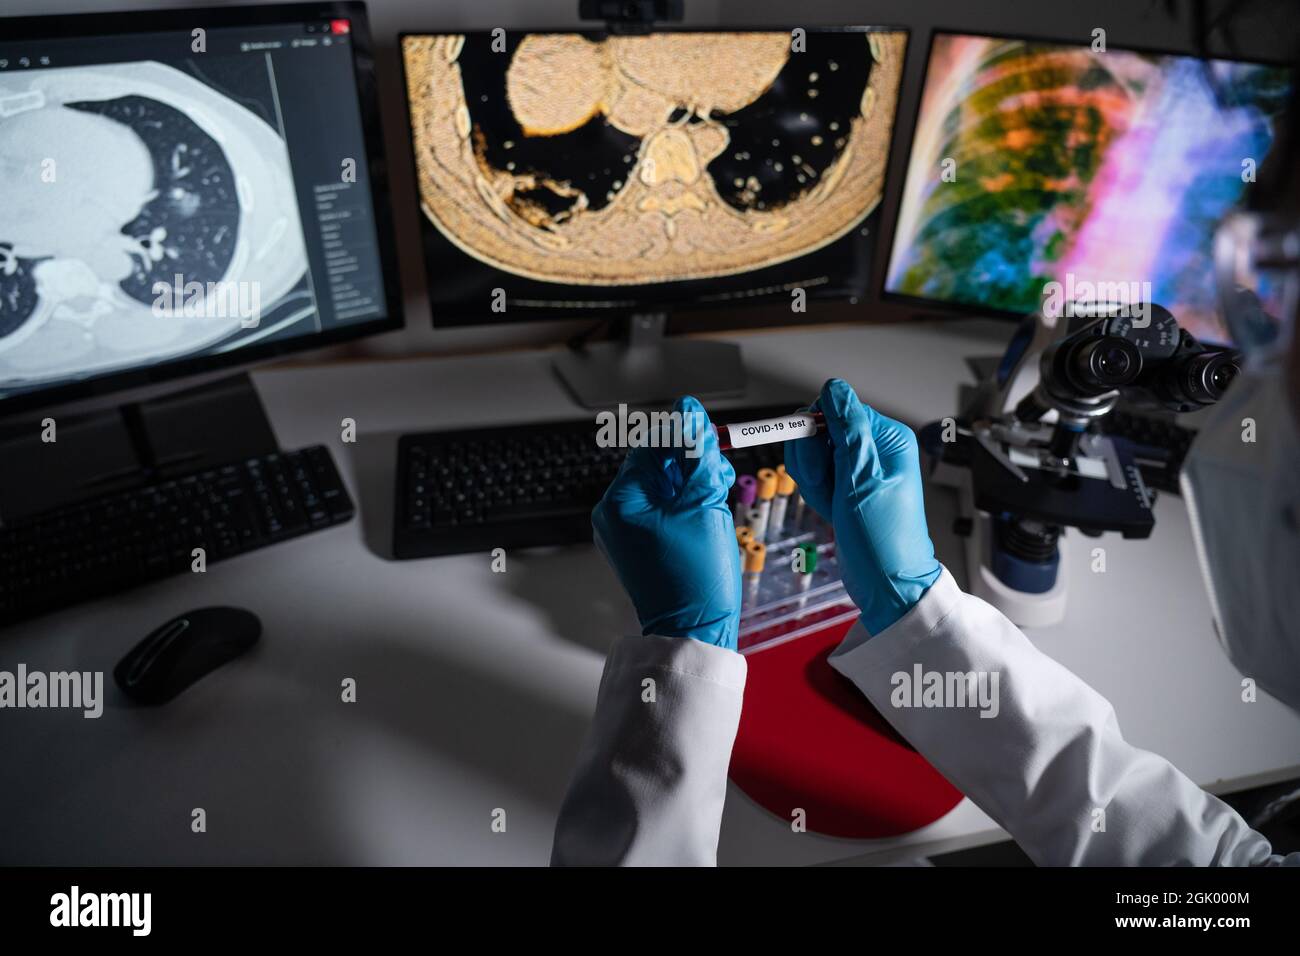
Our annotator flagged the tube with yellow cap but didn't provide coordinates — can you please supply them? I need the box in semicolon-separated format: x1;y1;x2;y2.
751;467;778;543
768;465;796;538
742;540;767;606
735;525;754;556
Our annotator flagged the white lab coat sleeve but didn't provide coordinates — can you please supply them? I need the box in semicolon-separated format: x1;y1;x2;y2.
829;568;1298;866
551;633;746;866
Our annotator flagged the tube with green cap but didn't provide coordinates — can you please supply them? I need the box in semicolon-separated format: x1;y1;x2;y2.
795;542;818;609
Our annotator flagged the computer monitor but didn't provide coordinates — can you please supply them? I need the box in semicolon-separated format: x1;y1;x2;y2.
399;26;907;403
0;2;401;414
884;32;1294;345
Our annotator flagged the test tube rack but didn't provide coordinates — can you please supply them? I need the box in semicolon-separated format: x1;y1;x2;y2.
735;517;857;655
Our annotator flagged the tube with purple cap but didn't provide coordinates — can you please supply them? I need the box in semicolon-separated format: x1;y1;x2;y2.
733;474;758;524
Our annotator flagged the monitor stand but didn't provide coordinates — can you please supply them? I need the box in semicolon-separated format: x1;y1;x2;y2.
0;373;278;525
553;312;746;408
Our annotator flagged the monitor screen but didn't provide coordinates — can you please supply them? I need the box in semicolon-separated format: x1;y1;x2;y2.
0;3;400;411
400;27;908;325
884;32;1293;344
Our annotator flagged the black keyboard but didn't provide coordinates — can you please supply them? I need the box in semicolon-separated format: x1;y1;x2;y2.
1101;409;1197;494
0;446;354;626
395;420;623;558
393;408;790;559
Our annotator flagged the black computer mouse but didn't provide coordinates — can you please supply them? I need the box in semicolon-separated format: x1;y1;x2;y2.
114;607;261;705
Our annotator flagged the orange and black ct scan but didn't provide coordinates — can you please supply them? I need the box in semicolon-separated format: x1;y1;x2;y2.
0;0;1297;939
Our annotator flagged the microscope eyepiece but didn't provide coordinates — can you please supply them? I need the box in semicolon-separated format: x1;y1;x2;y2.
1066;335;1143;394
1174;350;1240;405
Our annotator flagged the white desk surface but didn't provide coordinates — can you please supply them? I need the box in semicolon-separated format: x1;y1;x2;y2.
3;319;1298;866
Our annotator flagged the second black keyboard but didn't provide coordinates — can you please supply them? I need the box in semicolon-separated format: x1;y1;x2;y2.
394;421;623;558
393;408;790;559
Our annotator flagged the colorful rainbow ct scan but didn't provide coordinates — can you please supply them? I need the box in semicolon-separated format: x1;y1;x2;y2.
886;33;1292;343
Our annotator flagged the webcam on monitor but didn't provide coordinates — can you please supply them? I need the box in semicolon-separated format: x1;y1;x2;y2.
578;1;684;25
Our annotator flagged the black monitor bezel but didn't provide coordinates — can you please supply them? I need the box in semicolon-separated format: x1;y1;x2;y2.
879;27;1298;324
0;1;404;416
395;24;911;328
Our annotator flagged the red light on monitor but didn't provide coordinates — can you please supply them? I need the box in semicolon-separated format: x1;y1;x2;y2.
330;19;350;35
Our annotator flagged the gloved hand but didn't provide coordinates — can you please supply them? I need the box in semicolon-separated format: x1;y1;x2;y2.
784;378;942;636
592;396;741;650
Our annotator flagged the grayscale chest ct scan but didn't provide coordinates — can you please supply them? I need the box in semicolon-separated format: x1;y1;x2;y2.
0;13;391;405
1;0;1299;936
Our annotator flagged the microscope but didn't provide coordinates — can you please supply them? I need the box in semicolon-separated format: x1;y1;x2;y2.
920;303;1241;627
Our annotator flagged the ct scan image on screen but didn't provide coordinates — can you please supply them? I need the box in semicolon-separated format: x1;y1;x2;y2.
885;33;1293;344
0;57;317;396
401;29;907;320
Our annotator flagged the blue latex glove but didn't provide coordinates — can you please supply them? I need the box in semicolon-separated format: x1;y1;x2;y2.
784;379;942;636
592;396;741;650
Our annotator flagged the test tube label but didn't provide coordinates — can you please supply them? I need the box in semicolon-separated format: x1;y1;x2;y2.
726;413;820;449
